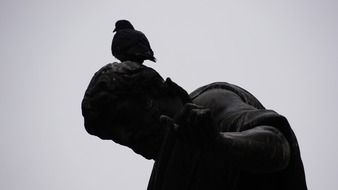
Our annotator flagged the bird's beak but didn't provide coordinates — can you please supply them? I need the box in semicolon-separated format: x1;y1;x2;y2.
113;28;116;32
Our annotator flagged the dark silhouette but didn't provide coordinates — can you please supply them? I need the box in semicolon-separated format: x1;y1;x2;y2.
112;20;156;64
82;62;307;190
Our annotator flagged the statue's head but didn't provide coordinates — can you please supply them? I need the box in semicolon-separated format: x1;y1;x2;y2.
81;62;190;159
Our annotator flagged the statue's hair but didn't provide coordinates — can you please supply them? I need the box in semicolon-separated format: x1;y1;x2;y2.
81;62;190;136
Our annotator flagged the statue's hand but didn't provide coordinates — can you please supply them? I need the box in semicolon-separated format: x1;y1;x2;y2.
172;103;218;149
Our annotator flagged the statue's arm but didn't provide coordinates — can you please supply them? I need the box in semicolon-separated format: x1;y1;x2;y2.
212;125;290;173
174;89;291;173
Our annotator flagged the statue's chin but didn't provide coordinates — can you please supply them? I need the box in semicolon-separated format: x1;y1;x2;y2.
129;136;162;160
132;147;156;160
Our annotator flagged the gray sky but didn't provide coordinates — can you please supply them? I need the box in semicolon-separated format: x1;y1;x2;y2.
1;0;337;189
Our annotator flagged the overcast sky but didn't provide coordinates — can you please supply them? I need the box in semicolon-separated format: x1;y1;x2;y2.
1;0;337;189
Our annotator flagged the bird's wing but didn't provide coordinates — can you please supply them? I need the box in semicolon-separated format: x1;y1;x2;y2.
128;31;154;57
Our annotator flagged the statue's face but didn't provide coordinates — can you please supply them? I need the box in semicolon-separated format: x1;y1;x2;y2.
97;95;183;159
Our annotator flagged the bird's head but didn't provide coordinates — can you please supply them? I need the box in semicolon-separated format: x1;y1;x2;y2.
113;20;135;32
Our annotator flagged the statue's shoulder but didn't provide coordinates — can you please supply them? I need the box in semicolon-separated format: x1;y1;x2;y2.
190;82;265;109
190;82;239;99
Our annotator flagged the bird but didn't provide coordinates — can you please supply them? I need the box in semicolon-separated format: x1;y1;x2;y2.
112;20;156;64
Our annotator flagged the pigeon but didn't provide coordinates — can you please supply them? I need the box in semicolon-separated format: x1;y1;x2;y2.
112;20;156;64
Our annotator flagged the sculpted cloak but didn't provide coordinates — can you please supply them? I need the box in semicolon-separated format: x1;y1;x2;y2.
147;82;307;190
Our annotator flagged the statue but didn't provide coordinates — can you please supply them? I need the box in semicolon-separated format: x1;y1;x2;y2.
81;61;307;190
